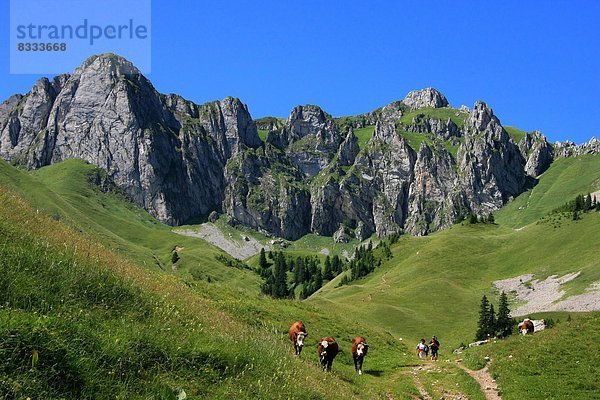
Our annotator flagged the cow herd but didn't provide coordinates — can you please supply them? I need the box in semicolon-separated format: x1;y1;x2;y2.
288;321;369;374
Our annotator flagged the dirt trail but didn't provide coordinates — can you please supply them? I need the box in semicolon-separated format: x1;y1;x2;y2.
456;362;501;400
393;364;468;400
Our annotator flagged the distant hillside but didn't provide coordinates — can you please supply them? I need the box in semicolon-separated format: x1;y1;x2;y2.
496;154;600;228
0;158;258;288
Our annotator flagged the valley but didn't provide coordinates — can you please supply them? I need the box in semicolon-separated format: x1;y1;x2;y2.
0;54;599;399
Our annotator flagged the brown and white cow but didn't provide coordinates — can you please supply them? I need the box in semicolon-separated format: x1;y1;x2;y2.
519;319;534;335
317;337;339;372
288;321;308;356
351;336;369;375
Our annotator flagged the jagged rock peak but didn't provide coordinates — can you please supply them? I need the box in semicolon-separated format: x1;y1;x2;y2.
280;103;340;147
402;88;449;110
287;105;331;132
77;53;141;76
554;137;600;157
372;121;399;143
466;101;501;132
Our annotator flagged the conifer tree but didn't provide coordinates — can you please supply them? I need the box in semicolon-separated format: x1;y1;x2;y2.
475;295;490;340
332;255;342;274
272;253;288;298
487;304;496;337
258;248;270;278
496;291;513;337
324;256;333;280
585;193;592;211
469;213;478;224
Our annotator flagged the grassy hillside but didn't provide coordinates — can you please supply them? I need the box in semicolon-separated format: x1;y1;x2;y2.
353;126;375;150
462;313;599;399
0;163;425;399
311;211;600;349
496;154;600;228
504;126;527;143
0;159;259;289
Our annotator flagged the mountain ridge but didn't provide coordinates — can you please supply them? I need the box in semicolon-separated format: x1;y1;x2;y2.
1;53;599;240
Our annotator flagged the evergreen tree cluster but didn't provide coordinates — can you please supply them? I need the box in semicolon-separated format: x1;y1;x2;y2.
340;242;381;285
552;193;598;220
258;249;344;299
475;292;514;340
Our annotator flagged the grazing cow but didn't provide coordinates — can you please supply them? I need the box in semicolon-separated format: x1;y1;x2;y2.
519;319;534;335
351;336;369;375
317;337;339;372
288;321;308;356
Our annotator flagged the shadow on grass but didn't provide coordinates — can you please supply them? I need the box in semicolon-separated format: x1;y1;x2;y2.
365;370;384;377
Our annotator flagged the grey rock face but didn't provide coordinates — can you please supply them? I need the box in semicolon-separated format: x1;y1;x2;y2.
554;138;600;158
405;115;462;142
268;105;342;177
338;127;360;166
519;131;553;177
404;143;460;236
402;88;449;110
222;145;311;240
458;101;526;214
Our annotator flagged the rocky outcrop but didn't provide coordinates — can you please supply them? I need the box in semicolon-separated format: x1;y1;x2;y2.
254;117;285;131
267;105;342;177
404;143;461;235
405;115;462;142
402;88;449;110
222;145;311;240
553;138;600;158
338;127;360;166
519;131;553;177
457;101;526;214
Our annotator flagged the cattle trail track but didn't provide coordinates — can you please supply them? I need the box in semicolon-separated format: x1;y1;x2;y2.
411;368;433;400
456;362;501;400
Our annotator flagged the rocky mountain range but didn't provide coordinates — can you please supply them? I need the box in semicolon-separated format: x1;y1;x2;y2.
1;54;598;240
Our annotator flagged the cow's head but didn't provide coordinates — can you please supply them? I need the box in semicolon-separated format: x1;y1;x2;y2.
296;332;307;349
319;340;329;364
356;342;368;357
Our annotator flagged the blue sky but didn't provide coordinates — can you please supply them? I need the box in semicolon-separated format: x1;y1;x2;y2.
2;0;599;143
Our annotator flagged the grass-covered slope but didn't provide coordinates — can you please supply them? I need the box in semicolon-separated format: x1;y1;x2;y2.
311;212;600;349
0;159;259;288
462;313;599;399
496;154;600;228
